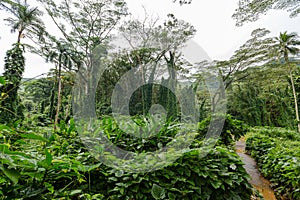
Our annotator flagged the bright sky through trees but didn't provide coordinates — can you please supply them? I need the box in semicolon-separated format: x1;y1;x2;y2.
0;0;299;78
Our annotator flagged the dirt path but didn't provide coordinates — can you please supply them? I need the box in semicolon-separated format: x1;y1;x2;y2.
235;140;276;200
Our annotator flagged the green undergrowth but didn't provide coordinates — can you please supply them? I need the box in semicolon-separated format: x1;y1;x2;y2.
246;127;300;200
197;114;249;146
0;115;254;199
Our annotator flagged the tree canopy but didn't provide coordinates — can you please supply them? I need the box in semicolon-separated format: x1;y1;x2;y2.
233;0;300;26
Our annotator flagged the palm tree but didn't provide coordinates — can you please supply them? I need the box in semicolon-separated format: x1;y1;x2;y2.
46;40;75;131
0;1;44;123
4;0;43;43
276;31;300;132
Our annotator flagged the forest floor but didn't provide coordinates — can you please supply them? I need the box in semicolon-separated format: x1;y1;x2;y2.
235;139;276;200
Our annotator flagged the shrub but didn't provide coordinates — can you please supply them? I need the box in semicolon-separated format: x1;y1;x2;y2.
198;114;249;146
250;126;300;141
91;146;253;200
246;129;300;200
82;116;253;199
0;117;254;199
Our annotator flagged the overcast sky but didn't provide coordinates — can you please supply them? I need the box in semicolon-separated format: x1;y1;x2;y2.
0;0;299;78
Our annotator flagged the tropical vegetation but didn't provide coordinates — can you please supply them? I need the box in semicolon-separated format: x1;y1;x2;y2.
0;0;299;199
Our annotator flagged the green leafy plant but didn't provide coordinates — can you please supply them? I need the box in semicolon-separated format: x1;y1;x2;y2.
91;146;252;200
246;128;300;199
197;114;249;146
0;117;254;199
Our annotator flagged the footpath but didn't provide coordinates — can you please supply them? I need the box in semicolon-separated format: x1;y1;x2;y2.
235;140;276;200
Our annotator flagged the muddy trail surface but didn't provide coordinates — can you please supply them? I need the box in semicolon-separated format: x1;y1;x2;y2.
235;140;276;200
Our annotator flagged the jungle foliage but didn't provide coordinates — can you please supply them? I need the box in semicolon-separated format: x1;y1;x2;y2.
246;127;300;199
0;0;300;199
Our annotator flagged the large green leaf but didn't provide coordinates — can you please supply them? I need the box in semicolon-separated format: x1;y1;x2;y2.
70;189;82;196
0;165;20;184
0;124;11;131
0;77;5;85
151;184;165;199
21;133;48;142
0;144;10;152
44;149;52;166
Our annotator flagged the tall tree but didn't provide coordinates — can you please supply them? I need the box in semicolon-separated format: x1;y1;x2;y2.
114;13;196;118
0;43;25;123
0;1;44;124
38;0;128;71
195;28;275;113
4;0;43;43
275;31;300;132
35;0;128;118
216;28;274;90
45;40;77;130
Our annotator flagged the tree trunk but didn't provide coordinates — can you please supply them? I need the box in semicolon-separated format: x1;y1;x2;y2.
289;70;300;132
54;59;62;131
17;31;22;43
285;51;300;132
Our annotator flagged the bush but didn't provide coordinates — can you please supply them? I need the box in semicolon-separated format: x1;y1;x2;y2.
0;117;254;199
91;146;252;200
250;126;300;141
88;116;253;199
198;114;249;146
246;128;300;200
